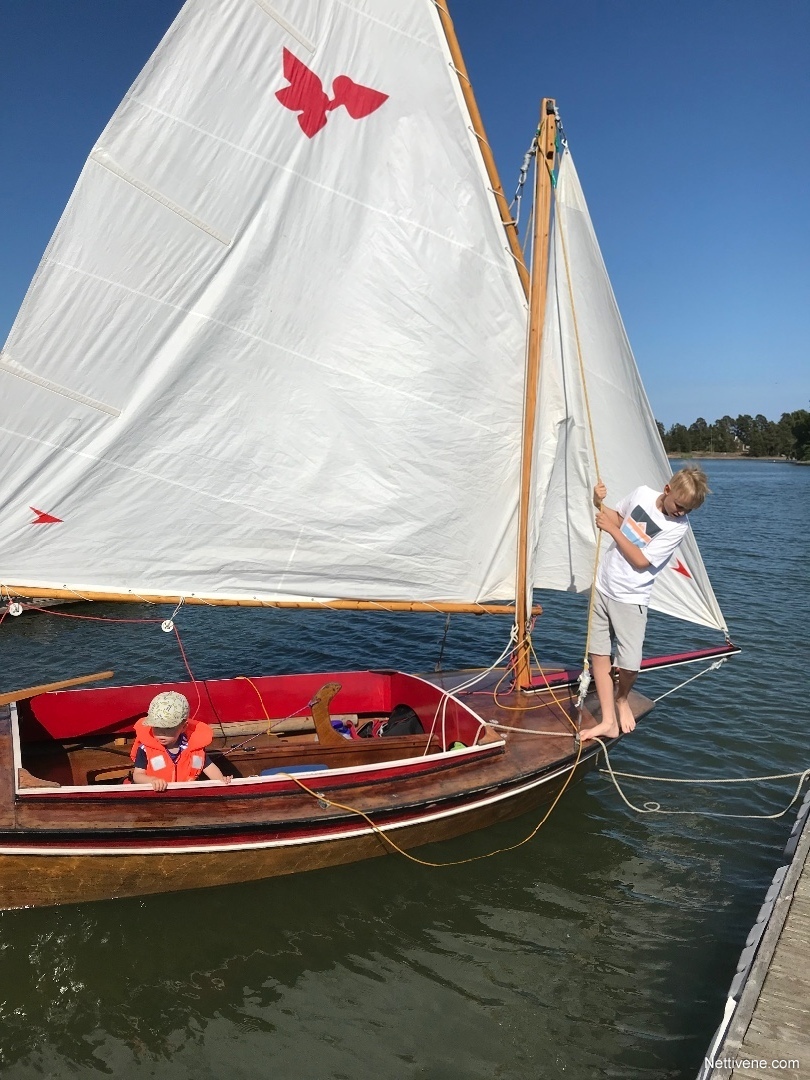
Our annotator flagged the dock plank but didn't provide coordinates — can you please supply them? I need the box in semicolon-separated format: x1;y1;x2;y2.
705;804;810;1080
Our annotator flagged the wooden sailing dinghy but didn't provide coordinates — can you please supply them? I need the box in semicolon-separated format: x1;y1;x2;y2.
0;0;736;909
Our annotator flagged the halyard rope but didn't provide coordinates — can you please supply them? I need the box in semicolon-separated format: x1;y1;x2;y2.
553;161;604;710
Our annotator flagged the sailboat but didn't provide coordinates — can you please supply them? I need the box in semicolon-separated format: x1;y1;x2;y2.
0;0;736;910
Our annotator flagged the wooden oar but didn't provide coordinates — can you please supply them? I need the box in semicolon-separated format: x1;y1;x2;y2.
0;670;114;707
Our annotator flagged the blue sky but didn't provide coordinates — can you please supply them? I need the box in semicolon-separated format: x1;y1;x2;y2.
1;0;807;427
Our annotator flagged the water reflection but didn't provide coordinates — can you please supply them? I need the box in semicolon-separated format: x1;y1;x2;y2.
0;780;772;1078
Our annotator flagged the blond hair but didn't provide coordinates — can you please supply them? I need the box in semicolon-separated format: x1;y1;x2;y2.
669;465;711;509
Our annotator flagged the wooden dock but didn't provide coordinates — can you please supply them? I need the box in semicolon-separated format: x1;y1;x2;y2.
700;793;810;1079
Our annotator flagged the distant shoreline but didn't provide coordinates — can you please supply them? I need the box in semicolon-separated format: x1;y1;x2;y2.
666;453;795;463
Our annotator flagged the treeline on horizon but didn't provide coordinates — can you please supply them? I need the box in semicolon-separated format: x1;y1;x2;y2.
656;409;810;459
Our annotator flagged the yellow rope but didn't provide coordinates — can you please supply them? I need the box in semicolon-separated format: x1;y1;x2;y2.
236;674;276;734
493;620;586;737
493;634;575;728
555;175;604;679
235;675;310;738
529;636;582;730
487;723;574;737
282;738;584;868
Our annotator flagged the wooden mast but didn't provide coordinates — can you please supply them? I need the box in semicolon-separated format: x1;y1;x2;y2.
513;99;558;688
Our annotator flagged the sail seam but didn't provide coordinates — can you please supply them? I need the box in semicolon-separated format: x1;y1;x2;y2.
117;98;509;272
334;1;442;49
89;150;232;246
0;356;121;417
250;0;316;52
0;414;506;570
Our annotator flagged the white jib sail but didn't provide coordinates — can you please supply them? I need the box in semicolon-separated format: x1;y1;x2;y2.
0;0;528;605
531;150;727;634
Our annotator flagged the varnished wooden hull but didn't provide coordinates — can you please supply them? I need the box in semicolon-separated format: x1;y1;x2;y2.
0;750;601;908
0;666;655;909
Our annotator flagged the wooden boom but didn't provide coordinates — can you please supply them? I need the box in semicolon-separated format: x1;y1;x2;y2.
4;587;540;616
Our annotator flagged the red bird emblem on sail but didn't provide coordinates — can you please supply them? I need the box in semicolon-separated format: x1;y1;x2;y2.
30;507;62;525
275;48;388;138
672;557;692;579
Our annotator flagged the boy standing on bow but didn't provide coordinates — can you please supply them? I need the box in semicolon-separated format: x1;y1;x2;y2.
579;465;711;743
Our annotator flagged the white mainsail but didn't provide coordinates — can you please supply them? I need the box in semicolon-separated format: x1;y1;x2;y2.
1;3;726;637
0;0;528;605
531;150;727;634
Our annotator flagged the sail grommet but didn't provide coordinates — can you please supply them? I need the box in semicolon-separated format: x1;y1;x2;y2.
7;602;23;617
161;619;174;633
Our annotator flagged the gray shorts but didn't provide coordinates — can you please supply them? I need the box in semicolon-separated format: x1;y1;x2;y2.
590;589;648;671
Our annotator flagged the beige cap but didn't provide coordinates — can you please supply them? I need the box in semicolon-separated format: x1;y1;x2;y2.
146;691;190;729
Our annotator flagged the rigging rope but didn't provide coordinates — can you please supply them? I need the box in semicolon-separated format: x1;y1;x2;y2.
510;131;537;232
282;732;584;869
434;613;452;672
553;162;604;711
651;657;728;703
595;737;810;820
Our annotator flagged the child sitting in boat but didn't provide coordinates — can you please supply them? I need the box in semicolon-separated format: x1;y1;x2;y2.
131;691;231;791
579;465;711;744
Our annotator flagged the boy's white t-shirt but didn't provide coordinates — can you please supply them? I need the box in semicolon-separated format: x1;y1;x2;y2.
596;485;689;606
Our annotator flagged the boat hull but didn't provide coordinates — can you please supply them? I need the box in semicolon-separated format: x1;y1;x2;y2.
0;750;599;909
0;666;652;909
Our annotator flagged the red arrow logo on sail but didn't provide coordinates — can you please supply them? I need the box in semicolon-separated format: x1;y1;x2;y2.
672;558;691;578
275;48;388;138
30;507;62;525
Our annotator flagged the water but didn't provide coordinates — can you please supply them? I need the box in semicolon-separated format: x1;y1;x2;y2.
0;460;807;1078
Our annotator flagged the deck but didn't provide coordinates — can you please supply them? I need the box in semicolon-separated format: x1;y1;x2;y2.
700;791;810;1079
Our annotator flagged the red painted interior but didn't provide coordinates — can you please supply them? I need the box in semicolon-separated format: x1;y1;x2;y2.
18;669;479;747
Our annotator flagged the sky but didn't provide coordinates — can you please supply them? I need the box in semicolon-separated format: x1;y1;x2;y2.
1;0;807;427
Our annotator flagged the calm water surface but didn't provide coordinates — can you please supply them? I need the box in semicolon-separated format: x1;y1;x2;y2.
1;460;807;1079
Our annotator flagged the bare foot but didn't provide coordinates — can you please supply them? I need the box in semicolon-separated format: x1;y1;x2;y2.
617;698;636;734
579;718;619;744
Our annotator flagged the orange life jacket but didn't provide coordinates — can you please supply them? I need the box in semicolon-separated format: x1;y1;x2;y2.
130;717;214;782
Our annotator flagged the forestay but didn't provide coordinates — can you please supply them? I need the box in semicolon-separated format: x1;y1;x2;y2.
530;151;727;634
0;0;528;605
